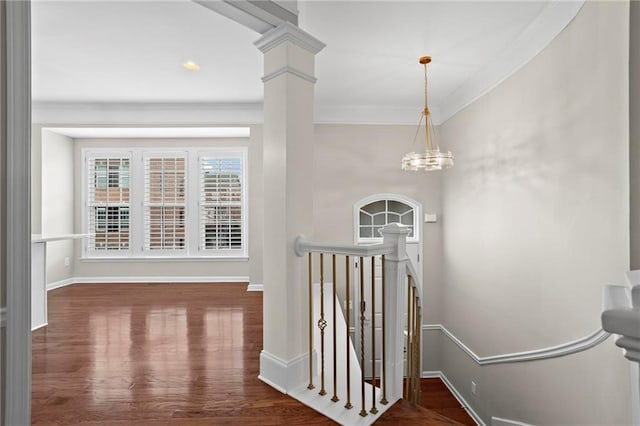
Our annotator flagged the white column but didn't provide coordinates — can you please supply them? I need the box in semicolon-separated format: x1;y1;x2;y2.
380;223;411;402
255;22;325;393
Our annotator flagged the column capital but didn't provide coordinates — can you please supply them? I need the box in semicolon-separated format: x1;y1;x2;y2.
255;21;325;55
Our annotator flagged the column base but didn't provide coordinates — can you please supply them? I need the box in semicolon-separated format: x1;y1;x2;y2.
258;349;317;394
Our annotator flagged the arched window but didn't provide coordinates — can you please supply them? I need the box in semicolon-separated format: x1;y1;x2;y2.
355;195;420;243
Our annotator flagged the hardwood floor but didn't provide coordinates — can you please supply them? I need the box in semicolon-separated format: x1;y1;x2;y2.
32;283;474;425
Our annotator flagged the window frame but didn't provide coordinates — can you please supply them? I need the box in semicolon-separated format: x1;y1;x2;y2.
82;147;248;260
353;194;420;244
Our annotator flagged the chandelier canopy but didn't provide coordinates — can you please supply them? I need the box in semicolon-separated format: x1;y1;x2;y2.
401;56;454;171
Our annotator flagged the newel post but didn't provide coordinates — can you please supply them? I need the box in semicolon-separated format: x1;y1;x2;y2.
380;223;411;402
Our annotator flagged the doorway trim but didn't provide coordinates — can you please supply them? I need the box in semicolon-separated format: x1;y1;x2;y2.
2;1;32;425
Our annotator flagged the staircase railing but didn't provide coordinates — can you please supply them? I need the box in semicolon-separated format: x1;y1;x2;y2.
294;223;422;423
405;257;423;405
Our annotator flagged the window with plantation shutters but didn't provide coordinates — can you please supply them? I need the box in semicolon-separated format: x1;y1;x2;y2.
200;156;243;252
83;147;247;259
144;155;187;252
87;156;131;252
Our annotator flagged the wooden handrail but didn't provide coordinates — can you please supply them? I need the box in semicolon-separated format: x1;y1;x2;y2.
295;236;395;257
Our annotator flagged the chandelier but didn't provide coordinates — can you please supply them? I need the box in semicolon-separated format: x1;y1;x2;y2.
401;56;454;171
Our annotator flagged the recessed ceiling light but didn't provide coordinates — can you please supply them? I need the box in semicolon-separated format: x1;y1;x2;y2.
183;61;200;71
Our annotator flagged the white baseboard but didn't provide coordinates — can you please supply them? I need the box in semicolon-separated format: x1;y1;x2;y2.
47;278;75;291
259;350;315;394
247;283;264;292
423;370;485;426
47;276;250;291
491;417;533;426
31;322;48;332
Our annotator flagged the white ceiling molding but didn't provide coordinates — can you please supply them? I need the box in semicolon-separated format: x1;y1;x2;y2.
315;104;442;126
32;102;263;125
437;0;585;124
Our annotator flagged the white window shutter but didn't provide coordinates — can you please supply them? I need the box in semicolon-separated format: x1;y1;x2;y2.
143;155;187;252
87;156;131;251
199;156;243;252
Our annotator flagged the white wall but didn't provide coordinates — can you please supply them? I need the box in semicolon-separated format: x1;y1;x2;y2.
313;123;443;370
440;2;631;424
41;129;74;284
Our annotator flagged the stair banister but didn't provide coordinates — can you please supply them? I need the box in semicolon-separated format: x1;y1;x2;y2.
294;237;395;257
292;223;415;424
379;223;413;402
601;274;640;426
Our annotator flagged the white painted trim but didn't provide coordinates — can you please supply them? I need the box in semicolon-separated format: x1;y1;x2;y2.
422;371;485;426
295;236;394;257
258;350;313;393
79;256;249;262
247;283;264;292
438;0;584;124
31;322;48;332
46;276;250;291
4;1;32;424
254;21;325;54
315;104;442;126
193;0;275;34
257;372;287;394
492;417;534;426
32;101;264;126
262;65;317;84
47;278;75;291
423;324;610;365
0;307;6;328
353;193;422;245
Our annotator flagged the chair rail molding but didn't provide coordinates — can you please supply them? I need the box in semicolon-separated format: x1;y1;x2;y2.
423;323;610;365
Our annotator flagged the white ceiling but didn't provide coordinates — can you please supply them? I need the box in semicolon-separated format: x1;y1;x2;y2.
31;0;583;125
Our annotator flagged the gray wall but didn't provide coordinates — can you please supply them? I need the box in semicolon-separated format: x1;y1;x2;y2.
0;2;5;420
439;2;631;424
631;0;640;269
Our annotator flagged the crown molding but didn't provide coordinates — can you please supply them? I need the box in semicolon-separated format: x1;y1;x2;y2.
255;21;325;54
33;101;438;126
32;101;263;125
438;0;585;124
315;104;442;126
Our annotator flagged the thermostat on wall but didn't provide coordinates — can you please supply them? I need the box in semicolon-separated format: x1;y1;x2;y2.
424;213;438;223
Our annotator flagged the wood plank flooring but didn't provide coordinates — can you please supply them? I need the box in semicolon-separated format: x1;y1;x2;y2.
32;283;474;425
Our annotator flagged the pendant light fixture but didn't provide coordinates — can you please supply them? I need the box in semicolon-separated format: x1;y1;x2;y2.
401;56;454;171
